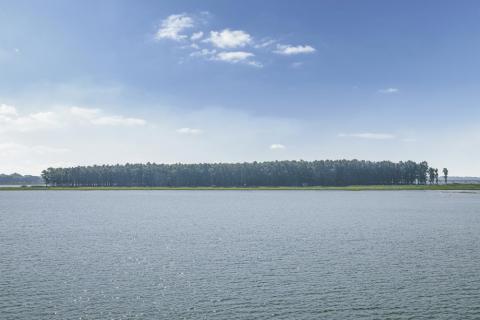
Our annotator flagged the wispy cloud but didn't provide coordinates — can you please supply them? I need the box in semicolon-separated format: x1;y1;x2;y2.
190;31;204;41
70;106;100;119
176;127;203;135
270;143;286;149
70;107;146;126
254;39;276;49
0;105;146;132
190;48;216;57
338;133;396;140
0;108;62;132
378;88;399;94
274;44;316;55
155;14;195;41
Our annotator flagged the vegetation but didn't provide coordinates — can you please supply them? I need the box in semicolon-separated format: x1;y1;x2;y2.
0;173;43;185
1;184;480;191
40;160;445;188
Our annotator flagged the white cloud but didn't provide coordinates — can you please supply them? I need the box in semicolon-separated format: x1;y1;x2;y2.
270;144;286;150
0;104;18;116
378;88;399;94
254;39;276;49
0;109;62;132
0;104;146;132
216;51;253;62
213;51;262;67
70;106;100;119
176;127;203;135
190;43;200;49
206;29;252;49
190;31;204;41
190;48;216;57
25;112;60;126
338;133;396;140
274;44;316;55
246;60;263;68
190;49;261;67
155;14;194;41
69;107;145;126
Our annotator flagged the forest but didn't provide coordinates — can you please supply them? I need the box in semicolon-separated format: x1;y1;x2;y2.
40;160;448;187
0;173;43;185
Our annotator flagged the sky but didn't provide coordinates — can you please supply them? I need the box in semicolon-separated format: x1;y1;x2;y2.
1;0;480;176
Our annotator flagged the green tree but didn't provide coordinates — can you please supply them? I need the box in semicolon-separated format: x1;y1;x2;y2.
443;168;448;184
428;167;435;184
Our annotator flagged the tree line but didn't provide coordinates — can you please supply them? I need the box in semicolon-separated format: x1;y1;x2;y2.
0;173;43;185
40;160;449;187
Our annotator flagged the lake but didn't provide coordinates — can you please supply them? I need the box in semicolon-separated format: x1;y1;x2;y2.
1;190;480;319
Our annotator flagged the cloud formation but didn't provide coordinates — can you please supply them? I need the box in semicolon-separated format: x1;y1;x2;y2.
270;143;286;149
155;13;315;67
274;44;316;55
176;127;203;135
0;109;61;132
155;14;194;41
215;51;260;66
0;104;18;116
2;94;477;176
206;29;252;48
190;31;204;41
0;105;146;132
70;107;146;126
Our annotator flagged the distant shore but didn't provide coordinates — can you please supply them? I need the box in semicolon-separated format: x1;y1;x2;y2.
1;184;480;191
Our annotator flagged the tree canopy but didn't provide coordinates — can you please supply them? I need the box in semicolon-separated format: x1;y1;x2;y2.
41;160;435;187
0;173;43;185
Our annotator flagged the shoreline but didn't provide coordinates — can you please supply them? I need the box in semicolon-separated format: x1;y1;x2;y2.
1;184;480;191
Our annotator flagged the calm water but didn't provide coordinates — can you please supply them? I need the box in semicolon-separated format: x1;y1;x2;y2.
1;191;480;319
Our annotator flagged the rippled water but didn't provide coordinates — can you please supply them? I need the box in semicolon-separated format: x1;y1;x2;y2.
1;190;480;319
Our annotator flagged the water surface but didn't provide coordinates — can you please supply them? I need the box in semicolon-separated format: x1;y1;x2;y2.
1;191;480;319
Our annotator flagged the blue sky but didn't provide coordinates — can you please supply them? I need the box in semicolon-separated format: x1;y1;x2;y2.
1;0;480;175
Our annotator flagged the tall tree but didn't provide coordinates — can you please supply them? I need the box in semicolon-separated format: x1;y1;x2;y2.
443;168;448;184
428;168;435;184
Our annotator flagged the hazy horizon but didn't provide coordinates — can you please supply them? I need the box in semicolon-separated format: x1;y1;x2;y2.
1;1;480;176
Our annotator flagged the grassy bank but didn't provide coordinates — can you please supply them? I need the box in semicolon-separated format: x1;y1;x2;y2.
1;184;480;191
